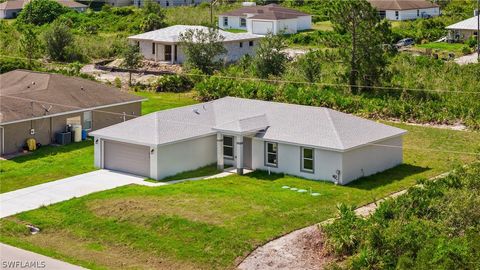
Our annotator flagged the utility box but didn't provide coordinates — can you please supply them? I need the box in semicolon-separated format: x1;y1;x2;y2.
55;132;72;145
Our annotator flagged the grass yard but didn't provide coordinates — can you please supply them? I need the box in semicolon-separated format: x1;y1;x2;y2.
0;92;198;193
1;123;479;269
134;91;198;115
416;42;469;54
312;20;333;31
160;164;222;182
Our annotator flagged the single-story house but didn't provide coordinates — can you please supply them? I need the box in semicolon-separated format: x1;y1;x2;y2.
128;25;262;64
218;3;312;35
368;0;440;21
0;70;145;155
446;15;479;42
132;0;210;8
0;0;87;19
90;97;406;185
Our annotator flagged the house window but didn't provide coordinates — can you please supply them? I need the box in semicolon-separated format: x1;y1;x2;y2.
417;9;420;17
152;43;155;54
395;11;399;18
265;142;278;167
223;136;234;159
249;40;254;46
239;42;243;48
301;147;314;173
166;1;169;6
83;111;92;130
240;18;246;27
223;17;228;26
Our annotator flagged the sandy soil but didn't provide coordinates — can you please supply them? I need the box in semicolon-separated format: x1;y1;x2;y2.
455;52;479;65
238;225;333;270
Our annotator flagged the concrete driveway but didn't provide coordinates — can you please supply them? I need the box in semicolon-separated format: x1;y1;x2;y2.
0;243;86;270
0;170;145;218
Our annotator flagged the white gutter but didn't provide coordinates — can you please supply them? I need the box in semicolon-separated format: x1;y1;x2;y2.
0;99;147;126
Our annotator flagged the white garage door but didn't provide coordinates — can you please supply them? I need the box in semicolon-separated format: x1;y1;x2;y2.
103;140;150;177
252;21;274;35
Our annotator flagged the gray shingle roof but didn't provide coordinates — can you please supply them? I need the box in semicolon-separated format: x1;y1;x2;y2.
219;4;310;20
91;97;406;151
367;0;438;11
128;25;262;43
446;16;480;30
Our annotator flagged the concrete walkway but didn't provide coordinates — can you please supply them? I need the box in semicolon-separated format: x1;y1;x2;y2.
0;243;86;270
0;170;146;218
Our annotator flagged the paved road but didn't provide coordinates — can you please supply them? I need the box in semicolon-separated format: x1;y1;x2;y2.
0;243;86;270
0;170;145;218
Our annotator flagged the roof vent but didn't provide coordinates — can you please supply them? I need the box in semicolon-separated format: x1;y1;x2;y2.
193;108;200;115
81;86;84;91
32;81;35;85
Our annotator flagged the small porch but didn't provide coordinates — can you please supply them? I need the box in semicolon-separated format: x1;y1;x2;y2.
153;42;179;64
214;114;269;175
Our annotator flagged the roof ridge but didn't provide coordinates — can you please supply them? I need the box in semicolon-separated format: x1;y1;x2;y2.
324;109;344;150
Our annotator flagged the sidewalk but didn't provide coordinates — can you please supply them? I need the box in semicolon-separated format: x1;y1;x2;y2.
0;243;86;270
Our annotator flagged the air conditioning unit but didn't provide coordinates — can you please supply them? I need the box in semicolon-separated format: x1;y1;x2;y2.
55;132;72;145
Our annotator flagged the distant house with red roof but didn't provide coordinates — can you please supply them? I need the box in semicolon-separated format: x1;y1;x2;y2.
218;3;312;35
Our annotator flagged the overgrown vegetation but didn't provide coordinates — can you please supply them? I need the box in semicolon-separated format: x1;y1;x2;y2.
323;162;480;269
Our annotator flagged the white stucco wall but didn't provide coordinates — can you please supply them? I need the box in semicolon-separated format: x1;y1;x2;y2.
218;16;247;30
277;19;298;34
297;15;312;30
0;8;22;19
138;40;156;60
108;0;133;7
155;135;217;180
250;139;343;182
385;7;440;20
341;136;403;184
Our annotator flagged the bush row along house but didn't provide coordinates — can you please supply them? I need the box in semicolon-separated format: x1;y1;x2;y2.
0;0;87;19
128;25;262;64
91;97;406;185
0;70;144;155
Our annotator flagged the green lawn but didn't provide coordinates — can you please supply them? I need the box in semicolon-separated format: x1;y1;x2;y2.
1;123;478;269
416;42;468;54
312;20;333;31
134;91;198;115
160;164;222;182
0;92;198;193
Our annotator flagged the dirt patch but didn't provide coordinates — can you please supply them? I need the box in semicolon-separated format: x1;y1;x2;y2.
87;195;260;227
21;230;202;270
238;225;334;270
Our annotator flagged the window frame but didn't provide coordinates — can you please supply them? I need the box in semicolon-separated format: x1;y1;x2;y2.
83;111;93;131
300;147;314;173
239;42;243;48
223;135;234;160
152;43;155;55
264;141;278;167
249;40;254;46
223;17;228;26
240;17;246;27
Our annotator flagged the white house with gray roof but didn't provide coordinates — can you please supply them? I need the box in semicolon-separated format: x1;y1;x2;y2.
90;97;406;185
128;25;262;64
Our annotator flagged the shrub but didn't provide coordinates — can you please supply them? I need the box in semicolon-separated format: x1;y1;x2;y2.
151;75;193;93
17;0;70;25
0;58;32;73
43;21;78;62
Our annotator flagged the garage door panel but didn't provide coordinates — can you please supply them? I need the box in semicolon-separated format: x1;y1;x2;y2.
252;21;274;35
104;140;150;177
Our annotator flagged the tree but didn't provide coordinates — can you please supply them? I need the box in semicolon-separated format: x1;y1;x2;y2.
140;0;166;31
17;0;70;26
297;50;322;83
330;0;393;93
43;21;74;61
179;27;227;74
253;32;289;78
19;25;41;66
121;44;142;86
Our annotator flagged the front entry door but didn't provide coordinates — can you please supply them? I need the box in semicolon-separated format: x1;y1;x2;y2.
243;137;252;169
165;45;172;61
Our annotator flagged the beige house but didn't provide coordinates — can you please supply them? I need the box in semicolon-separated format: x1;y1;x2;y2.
446;15;479;42
128;25;262;64
0;0;87;19
0;70;144;155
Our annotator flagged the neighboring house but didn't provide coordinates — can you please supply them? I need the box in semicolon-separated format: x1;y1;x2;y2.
90;97;406;185
128;25;262;64
0;70;145;155
218;3;312;35
368;0;440;21
132;0;210;7
0;0;87;19
446;15;479;42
